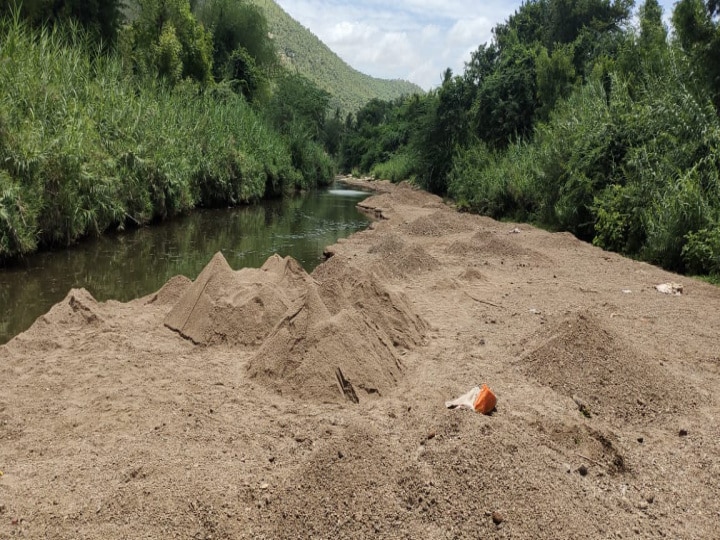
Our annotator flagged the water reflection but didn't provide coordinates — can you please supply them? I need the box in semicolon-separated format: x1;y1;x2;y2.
0;185;370;344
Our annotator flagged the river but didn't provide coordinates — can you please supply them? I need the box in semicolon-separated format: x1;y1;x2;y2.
0;184;371;344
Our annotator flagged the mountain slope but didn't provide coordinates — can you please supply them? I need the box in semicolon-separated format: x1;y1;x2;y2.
250;0;423;113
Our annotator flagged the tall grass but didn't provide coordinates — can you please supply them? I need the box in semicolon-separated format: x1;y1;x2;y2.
370;152;415;183
0;17;329;260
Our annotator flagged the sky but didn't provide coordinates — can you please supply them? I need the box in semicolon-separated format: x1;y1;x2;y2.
274;0;679;90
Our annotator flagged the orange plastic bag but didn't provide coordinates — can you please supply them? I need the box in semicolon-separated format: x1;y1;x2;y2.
445;384;497;415
473;384;497;414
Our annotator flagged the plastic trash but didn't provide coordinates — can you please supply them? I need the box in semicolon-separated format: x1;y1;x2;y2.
655;283;683;296
445;384;497;414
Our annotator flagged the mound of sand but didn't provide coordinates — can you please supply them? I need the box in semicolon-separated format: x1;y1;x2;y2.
394;182;444;207
4;288;107;352
39;288;104;328
368;233;406;256
364;232;439;278
385;245;439;276
472;232;549;263
403;210;476;237
458;267;487;281
518;312;689;424
445;240;484;257
164;252;312;346
314;257;427;349
145;275;192;306
248;258;427;403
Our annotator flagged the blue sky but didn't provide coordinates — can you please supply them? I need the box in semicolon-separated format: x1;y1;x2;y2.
275;0;678;90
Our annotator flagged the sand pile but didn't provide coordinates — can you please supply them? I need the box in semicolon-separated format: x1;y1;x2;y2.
445;240;484;257
368;232;406;256
145;275;192;306
2;288;108;352
394;182;444;207
314;257;427;349
248;257;427;403
458;267;487;281
471;232;550;264
39;288;103;327
164;252;313;346
518;312;690;424
366;233;439;277
385;245;439;277
403;210;475;237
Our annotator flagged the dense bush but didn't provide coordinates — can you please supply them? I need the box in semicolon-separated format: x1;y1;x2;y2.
0;19;326;259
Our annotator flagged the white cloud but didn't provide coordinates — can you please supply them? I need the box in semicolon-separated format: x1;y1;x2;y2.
275;0;680;91
447;16;493;47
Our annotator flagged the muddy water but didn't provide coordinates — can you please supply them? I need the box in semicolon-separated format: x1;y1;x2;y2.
0;184;371;344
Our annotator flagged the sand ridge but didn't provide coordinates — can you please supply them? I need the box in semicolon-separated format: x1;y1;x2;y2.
1;178;720;538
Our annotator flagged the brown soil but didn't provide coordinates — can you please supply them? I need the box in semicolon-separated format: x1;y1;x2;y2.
2;179;720;539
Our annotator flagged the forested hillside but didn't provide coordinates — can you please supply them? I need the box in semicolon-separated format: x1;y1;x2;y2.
250;0;422;112
341;0;720;280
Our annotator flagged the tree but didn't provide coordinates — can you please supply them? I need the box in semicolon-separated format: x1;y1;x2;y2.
195;0;276;86
536;43;578;118
672;0;720;110
471;32;539;148
127;0;213;84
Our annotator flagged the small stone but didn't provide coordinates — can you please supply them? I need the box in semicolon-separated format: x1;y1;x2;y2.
679;429;688;437
491;511;504;525
577;465;589;477
637;437;644;444
337;451;344;459
260;483;269;490
479;338;486;346
645;494;655;504
637;501;649;511
268;456;275;463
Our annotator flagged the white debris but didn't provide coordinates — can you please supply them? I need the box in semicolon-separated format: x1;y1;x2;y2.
655;283;683;296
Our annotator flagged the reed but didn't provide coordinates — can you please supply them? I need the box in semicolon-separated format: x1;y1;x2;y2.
0;17;325;260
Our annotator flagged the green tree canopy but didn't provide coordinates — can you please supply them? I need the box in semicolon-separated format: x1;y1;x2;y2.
195;0;276;87
125;0;213;84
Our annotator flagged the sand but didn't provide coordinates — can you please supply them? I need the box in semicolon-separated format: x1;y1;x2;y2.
1;179;719;539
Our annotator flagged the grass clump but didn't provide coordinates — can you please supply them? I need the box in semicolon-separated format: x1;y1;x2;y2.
371;152;415;183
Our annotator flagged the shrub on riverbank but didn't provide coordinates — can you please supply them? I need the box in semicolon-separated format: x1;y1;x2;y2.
0;19;331;260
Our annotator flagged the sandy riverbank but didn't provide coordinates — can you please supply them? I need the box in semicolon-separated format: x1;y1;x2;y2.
1;179;719;539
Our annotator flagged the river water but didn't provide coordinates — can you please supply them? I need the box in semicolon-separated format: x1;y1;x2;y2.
0;184;371;344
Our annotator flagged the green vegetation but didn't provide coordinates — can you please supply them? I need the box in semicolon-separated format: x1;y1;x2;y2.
0;0;125;45
249;0;422;112
0;0;345;260
342;0;720;281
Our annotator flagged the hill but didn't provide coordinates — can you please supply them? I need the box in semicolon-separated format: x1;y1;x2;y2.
250;0;423;112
